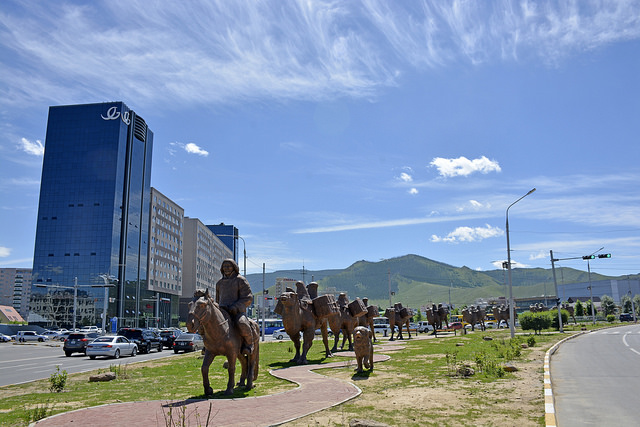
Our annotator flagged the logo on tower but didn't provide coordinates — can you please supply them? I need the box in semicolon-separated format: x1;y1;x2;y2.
101;106;130;125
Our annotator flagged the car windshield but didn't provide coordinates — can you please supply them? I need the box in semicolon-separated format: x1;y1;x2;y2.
92;337;113;342
178;334;195;340
68;334;85;339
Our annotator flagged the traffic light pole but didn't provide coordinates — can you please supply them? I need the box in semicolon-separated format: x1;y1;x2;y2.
550;248;610;327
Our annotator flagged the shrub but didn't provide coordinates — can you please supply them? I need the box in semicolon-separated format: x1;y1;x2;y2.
49;365;68;393
519;311;552;335
527;335;536;347
550;309;569;330
607;314;615;322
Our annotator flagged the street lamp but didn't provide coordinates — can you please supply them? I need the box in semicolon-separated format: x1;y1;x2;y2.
506;188;536;338
583;247;604;325
96;274;117;334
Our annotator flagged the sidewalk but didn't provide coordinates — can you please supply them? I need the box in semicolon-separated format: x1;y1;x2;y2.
33;342;406;426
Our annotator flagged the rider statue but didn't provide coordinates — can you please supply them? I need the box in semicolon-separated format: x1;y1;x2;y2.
216;258;254;355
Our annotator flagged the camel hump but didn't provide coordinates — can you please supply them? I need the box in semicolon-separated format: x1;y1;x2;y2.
307;282;319;300
295;281;312;303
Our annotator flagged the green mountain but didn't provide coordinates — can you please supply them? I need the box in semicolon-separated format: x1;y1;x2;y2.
246;254;629;310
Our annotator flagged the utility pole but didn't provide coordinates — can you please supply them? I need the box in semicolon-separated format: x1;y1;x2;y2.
549;251;563;333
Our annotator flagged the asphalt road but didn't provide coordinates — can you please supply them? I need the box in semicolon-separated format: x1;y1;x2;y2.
0;341;178;387
551;323;640;426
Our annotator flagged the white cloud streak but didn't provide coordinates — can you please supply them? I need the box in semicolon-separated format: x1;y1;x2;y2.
0;246;11;257
184;143;209;157
1;1;639;108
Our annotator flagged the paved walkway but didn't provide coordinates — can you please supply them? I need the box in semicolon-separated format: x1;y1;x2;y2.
33;341;407;427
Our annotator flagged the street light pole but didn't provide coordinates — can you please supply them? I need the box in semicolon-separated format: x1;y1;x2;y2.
506;188;536;339
587;262;596;325
97;274;117;334
72;277;78;331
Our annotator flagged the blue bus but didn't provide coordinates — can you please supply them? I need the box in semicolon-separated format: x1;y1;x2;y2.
258;318;283;335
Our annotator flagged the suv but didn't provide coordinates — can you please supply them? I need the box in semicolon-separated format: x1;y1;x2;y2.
16;331;49;342
64;332;100;356
620;313;634;322
417;321;433;333
118;328;163;354
159;329;182;349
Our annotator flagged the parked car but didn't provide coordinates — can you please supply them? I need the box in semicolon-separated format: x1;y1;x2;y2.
159;329;182;349
448;322;463;330
485;321;497;329
42;330;62;339
56;331;71;341
620;313;634;322
373;324;398;336
64;332;100;356
16;331;49;342
417;321;434;332
86;335;138;359
272;328;302;340
0;333;11;342
172;333;204;353
79;326;100;333
117;328;163;354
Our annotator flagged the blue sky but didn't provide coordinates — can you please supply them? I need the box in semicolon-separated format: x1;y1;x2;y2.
1;1;639;278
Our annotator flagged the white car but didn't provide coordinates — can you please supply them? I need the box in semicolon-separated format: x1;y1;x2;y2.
417;321;434;332
485;321;497;329
86;335;138;359
272;328;302;340
16;331;49;342
0;333;11;342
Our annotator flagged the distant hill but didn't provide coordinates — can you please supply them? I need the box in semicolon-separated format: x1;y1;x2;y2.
246;254;627;310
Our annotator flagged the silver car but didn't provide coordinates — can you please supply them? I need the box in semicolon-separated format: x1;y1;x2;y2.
86;335;137;359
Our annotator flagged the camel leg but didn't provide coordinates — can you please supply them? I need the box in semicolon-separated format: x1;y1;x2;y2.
300;329;315;365
201;350;215;396
321;322;333;358
289;333;302;363
224;353;237;395
369;319;377;342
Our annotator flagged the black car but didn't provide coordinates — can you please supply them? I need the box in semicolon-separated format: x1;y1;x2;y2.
159;329;182;349
63;332;101;356
620;313;634;322
117;328;163;354
172;333;204;353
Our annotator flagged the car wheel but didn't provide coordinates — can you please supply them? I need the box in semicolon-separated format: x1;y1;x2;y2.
174;349;179;353
65;351;71;357
114;349;120;359
89;356;96;360
131;347;137;357
158;343;163;352
38;338;44;342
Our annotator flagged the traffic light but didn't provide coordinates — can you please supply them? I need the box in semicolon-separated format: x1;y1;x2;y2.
598;253;611;258
582;255;595;260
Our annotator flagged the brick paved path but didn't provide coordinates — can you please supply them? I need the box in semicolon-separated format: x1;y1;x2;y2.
33;342;406;427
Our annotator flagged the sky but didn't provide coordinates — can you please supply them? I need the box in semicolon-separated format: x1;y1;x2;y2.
1;1;639;279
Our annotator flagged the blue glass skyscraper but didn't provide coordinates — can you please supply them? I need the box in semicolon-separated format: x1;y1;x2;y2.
30;102;153;329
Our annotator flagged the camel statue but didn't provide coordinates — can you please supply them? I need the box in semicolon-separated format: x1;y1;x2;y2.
358;297;378;342
187;289;259;396
424;306;440;336
328;293;359;352
384;303;412;341
437;303;449;329
529;303;549;313
462;305;486;331
275;281;333;365
492;304;516;328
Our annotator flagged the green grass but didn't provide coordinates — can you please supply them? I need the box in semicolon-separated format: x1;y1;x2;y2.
0;328;603;427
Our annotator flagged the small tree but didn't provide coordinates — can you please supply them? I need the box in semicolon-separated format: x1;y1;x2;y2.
575;300;585;317
600;295;616;316
621;295;632;313
585;300;597;317
519;311;552;335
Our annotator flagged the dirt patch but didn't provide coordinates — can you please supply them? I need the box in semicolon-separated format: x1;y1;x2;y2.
283;343;546;427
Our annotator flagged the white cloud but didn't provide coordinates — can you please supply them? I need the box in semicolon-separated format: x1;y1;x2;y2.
18;138;44;156
430;156;501;177
184;143;209;157
529;250;548;260
398;172;413;182
409;188;418;195
0;246;11;257
169;142;209;157
430;224;504;243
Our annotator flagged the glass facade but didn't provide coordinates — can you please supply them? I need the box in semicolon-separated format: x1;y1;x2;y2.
30;102;153;329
